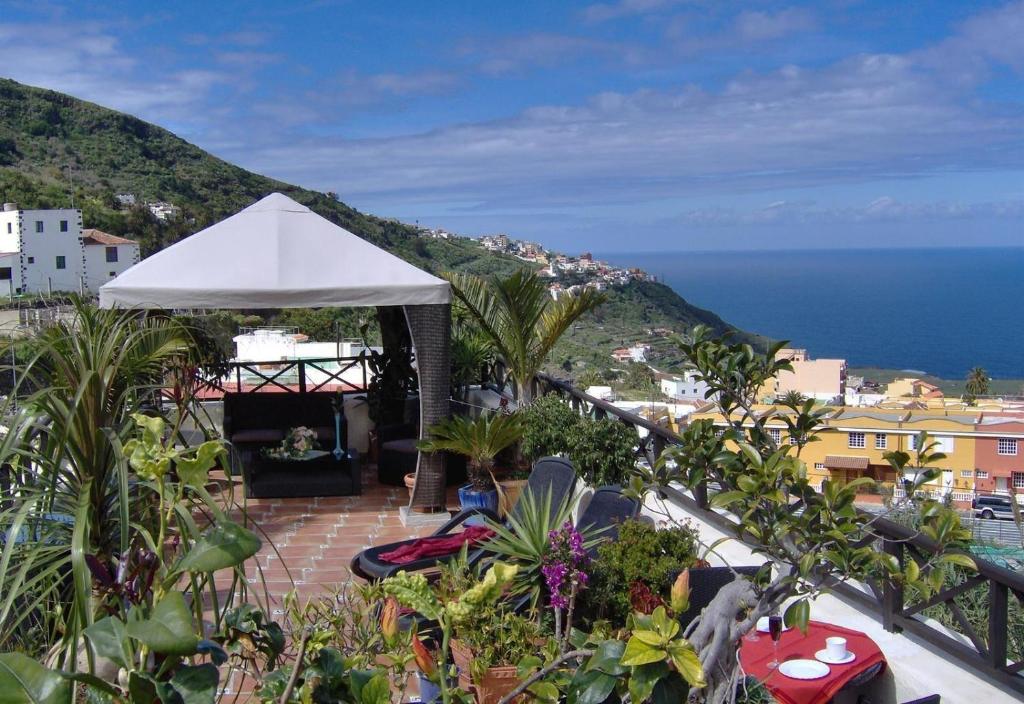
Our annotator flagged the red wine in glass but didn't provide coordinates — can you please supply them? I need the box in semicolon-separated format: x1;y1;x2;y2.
767;615;783;668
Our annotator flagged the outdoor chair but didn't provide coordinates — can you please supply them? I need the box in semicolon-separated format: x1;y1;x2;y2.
577;485;641;554
675;565;761;630
350;456;578;581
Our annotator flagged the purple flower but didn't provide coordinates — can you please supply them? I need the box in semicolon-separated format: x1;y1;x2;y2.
542;522;590;610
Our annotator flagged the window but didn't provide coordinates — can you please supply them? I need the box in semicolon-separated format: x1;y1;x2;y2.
108;271;116;277
59;220;68;232
5;223;10;233
789;435;799;445
35;221;43;233
848;432;866;449
961;470;973;478
26;257;33;264
0;268;10;280
998;438;1018;456
769;428;781;444
55;256;66;270
105;246;118;263
976;471;989;479
875;433;887;449
910;434;955;452
814;463;825;470
1013;472;1024;490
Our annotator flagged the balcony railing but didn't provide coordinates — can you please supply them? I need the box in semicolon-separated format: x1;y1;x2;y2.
191;356;372;396
535;372;1024;696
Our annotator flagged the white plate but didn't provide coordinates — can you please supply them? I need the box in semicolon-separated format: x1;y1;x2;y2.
756;617;793;633
815;649;855;665
778;659;830;680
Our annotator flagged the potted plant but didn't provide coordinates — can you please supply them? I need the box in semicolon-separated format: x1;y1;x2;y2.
450;609;545;704
419;412;525;515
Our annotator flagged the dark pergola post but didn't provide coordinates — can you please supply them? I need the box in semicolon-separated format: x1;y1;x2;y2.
404;303;451;510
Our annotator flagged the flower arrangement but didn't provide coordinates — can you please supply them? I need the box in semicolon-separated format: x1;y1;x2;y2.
263;426;318;460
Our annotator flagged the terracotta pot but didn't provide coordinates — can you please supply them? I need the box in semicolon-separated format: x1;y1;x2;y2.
496;478;528;518
404;472;416;499
450;640;526;704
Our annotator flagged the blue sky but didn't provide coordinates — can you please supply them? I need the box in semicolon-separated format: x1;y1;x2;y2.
1;0;1023;251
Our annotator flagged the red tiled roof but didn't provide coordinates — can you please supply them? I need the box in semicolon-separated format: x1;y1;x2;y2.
824;455;870;470
81;229;138;246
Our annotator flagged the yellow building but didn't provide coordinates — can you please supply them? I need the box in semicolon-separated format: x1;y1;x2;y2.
688;404;981;495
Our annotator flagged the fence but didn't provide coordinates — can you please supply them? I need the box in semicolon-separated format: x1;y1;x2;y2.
535;372;1024;696
192;356;371;397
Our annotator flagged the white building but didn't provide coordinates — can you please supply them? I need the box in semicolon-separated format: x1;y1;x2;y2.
147;202;181;221
82;230;141;293
0;204;140;295
660;371;713;400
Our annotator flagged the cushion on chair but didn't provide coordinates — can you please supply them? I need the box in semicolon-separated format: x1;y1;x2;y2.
231;429;285;443
382;438;419;454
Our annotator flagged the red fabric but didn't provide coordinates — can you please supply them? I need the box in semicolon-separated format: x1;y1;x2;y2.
739;621;886;704
377;525;496;564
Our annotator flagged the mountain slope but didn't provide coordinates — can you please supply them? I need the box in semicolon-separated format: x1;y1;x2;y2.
0;77;761;358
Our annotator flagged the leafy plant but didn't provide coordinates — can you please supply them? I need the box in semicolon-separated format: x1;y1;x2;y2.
445;269;605;403
627;325;976;702
483;488;587;609
585;519;700;626
418;413;526;490
520;394;638;486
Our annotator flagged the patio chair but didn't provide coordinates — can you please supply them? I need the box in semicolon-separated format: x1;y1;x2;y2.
350;456;578;581
577;485;641;554
675;565;761;630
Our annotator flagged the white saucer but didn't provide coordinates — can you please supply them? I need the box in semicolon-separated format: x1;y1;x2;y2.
815;649;855;665
778;659;830;680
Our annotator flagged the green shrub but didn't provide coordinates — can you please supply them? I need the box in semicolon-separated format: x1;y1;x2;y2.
521;394;638;486
585;519;699;626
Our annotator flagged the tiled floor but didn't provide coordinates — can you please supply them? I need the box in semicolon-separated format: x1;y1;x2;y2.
212;465;458;699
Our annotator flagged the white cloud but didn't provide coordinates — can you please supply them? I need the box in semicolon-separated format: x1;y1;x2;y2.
672;197;1024;226
582;0;688;24
458;33;646;76
733;7;816;42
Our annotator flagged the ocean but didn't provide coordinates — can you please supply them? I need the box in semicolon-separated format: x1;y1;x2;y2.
599;247;1024;380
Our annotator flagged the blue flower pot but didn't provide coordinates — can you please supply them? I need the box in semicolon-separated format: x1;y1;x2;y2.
458;484;498;525
417;673;442;704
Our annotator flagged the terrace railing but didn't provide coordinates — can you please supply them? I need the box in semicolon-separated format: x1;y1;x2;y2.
191;355;371;396
535;372;1024;696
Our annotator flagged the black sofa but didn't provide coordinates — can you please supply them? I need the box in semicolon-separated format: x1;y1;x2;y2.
223;392;360;498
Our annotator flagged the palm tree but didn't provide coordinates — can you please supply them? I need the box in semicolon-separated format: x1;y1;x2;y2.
418;413;526;490
965;366;990;403
780;390;806;408
444;270;605;403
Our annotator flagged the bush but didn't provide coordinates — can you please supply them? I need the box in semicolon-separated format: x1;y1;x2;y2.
520;394;638;486
585;519;700;626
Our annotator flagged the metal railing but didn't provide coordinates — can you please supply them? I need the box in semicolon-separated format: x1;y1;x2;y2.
535;372;1024;696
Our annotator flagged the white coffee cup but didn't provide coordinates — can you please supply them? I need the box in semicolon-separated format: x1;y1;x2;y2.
825;636;848;660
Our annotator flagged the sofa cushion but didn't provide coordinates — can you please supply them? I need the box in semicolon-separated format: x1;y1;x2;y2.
382;438;419;455
232;429;285;443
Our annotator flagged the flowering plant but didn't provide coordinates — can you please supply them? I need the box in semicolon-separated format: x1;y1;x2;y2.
263;426;318;460
542;521;589;644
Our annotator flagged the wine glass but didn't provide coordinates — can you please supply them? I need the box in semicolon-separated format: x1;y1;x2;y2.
767;613;784;669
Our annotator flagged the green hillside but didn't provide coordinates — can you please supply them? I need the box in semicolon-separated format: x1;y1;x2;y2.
0;76;760;362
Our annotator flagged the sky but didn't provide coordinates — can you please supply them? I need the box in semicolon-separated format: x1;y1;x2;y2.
1;0;1023;252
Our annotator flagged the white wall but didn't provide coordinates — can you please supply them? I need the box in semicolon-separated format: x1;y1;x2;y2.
18;209;85;293
84;243;140;292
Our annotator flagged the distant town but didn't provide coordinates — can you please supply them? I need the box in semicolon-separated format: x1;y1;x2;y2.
415;226;653;297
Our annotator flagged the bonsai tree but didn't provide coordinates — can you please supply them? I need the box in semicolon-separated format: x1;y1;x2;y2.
444;269;605;403
629;326;976;702
419;412;526;490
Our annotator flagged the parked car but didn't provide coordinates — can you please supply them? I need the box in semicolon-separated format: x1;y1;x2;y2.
972;495;1016;520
